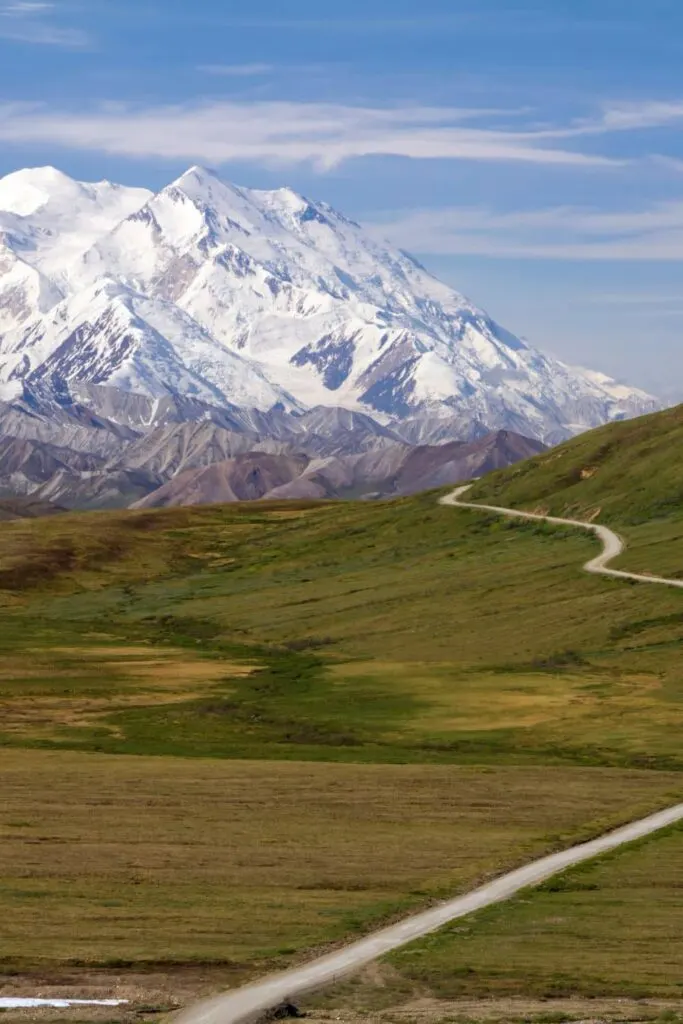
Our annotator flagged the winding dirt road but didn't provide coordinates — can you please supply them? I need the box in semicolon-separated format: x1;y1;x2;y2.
442;484;683;588
176;487;683;1024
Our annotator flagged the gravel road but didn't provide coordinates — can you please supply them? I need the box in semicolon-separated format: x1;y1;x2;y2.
175;486;683;1024
442;484;683;588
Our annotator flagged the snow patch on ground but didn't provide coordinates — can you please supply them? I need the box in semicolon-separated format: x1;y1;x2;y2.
0;999;128;1008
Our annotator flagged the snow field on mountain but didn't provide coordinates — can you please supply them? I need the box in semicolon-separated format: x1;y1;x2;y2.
0;164;659;442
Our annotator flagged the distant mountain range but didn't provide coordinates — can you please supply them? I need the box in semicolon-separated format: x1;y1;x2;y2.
0;164;661;508
131;429;546;508
0;395;544;507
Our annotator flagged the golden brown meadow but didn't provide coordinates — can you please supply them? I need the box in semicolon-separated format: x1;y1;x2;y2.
2;750;679;970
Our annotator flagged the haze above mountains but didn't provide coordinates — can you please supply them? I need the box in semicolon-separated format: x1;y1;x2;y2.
0;165;661;509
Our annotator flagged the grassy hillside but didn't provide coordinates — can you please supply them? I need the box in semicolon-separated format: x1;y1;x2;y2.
384;820;683;1000
6;750;675;976
306;823;683;1015
1;471;683;1011
1;491;683;767
471;403;683;529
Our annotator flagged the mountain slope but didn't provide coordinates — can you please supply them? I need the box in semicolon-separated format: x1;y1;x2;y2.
0;496;65;520
132;429;543;508
134;452;311;507
31;466;162;510
0;164;659;444
0;166;150;278
0;435;103;496
0;167;150;344
107;421;289;478
470;403;683;526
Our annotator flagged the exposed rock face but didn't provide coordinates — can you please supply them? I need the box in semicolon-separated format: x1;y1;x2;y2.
0;165;659;451
131;430;546;509
0;496;65;520
0;164;661;509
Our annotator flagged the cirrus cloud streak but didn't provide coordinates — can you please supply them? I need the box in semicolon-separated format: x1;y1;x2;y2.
0;0;91;47
0;99;620;169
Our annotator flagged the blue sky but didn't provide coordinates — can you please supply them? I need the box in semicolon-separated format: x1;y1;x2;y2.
0;0;682;397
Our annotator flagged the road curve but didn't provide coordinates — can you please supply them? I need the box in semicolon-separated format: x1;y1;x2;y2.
441;484;683;589
175;486;683;1024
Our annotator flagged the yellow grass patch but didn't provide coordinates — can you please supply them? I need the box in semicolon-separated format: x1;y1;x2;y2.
329;661;676;740
0;645;257;739
50;645;255;678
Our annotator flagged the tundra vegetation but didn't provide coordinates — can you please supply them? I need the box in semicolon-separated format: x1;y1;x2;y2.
1;404;683;1020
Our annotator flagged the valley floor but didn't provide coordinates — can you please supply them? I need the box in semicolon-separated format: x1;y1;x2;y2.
303;822;683;1012
1;489;682;1019
303;996;683;1024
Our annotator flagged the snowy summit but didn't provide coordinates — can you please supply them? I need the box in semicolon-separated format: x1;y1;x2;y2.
0;164;659;444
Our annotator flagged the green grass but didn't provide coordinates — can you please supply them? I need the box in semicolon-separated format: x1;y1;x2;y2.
1;466;683;1001
469;404;683;579
1;490;683;768
378;823;683;1000
3;749;678;974
470;403;683;530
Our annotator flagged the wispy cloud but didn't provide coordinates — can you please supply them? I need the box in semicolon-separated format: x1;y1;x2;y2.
197;16;479;32
197;62;338;79
1;93;679;171
493;98;683;144
0;99;620;170
6;3;54;11
198;63;274;78
595;100;683;132
369;201;683;261
0;0;91;47
186;11;620;33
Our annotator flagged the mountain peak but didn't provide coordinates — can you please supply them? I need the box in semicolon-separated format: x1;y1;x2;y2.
0;165;75;186
170;165;248;198
174;164;220;185
0;166;81;217
0;164;661;444
269;184;308;205
163;169;327;229
164;166;249;213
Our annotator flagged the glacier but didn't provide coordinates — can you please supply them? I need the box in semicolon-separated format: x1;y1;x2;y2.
0;164;660;445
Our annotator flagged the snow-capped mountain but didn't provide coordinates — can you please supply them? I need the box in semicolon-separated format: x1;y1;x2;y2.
0;166;151;276
0;167;150;337
0;164;660;443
